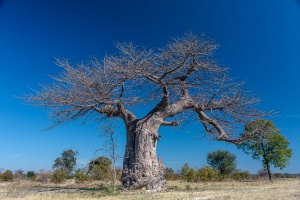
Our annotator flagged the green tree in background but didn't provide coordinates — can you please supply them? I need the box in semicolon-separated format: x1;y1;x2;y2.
206;150;237;177
53;148;78;175
238;119;293;181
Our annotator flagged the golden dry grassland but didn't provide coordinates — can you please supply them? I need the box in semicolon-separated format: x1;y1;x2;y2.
0;179;299;200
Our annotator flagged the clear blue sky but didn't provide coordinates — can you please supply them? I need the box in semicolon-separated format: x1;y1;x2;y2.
1;0;300;174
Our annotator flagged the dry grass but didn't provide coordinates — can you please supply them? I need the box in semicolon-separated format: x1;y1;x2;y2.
0;179;299;200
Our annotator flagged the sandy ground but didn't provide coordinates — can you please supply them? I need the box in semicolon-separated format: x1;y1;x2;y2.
0;179;299;199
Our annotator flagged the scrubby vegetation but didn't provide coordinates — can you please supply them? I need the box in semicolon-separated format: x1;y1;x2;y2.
1;148;297;200
0;170;13;182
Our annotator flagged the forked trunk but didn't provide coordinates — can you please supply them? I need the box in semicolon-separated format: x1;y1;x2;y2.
121;119;166;192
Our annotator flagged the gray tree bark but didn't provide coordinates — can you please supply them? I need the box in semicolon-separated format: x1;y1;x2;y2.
121;119;166;192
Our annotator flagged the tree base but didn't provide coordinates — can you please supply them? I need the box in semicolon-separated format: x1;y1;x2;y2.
121;158;166;192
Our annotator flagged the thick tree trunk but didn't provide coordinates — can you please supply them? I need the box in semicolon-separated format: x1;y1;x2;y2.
121;119;166;192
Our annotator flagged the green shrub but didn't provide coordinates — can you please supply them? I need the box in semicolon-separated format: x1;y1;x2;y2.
90;165;111;181
196;166;219;182
51;169;66;183
26;171;36;180
1;170;13;181
74;168;89;184
273;173;283;178
181;163;196;182
283;173;295;178
185;168;196;182
89;156;111;181
185;184;192;191
165;167;175;180
231;171;250;181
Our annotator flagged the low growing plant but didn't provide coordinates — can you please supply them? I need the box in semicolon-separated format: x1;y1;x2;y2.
196;166;219;182
26;171;36;180
1;170;13;181
74;168;89;184
51;169;66;183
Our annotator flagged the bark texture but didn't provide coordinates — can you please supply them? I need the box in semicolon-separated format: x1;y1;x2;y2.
121;119;166;191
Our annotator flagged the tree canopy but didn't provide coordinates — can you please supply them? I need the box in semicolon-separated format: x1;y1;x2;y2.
206;150;237;176
52;149;78;175
238;119;293;181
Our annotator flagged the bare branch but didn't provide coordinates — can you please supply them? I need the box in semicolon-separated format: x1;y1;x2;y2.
161;120;181;127
24;32;269;143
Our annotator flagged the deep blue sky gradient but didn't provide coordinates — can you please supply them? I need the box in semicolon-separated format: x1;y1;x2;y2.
1;0;300;173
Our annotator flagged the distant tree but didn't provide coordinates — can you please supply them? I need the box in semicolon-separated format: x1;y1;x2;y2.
238;119;293;181
166;167;174;174
13;169;25;179
206;150;237;176
26;171;36;180
53;148;78;175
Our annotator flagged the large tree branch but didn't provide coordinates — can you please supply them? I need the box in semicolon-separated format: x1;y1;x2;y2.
93;104;137;123
160;120;181;127
24;33;268;145
161;93;195;119
195;108;228;139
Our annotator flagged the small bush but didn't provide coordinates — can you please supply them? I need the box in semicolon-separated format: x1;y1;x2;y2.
51;169;66;183
100;187;119;197
14;170;25;179
115;168;123;181
273;173;283;178
74;168;89;184
258;168;268;178
90;165;111;181
26;171;36;180
165;167;176;180
36;169;52;183
1;170;14;181
181;163;196;182
231;171;250;181
185;184;192;191
283;173;296;178
196;166;219;182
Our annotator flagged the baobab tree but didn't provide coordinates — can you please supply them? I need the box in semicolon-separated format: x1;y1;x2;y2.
25;33;266;191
